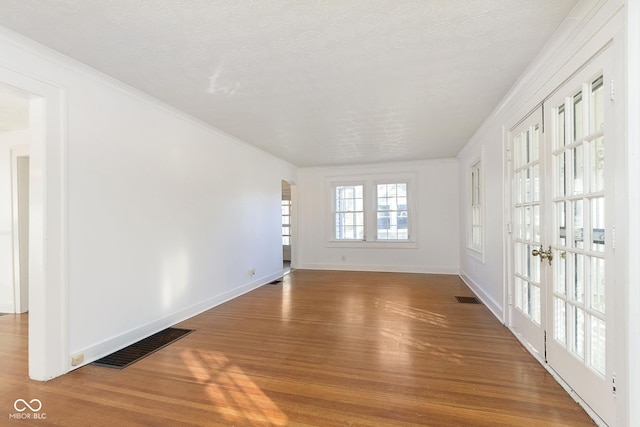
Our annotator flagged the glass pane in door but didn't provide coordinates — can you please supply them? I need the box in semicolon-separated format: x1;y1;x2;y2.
513;123;542;326
552;74;607;378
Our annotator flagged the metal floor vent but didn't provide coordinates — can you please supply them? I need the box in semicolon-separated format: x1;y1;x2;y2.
455;296;481;304
269;279;282;284
92;327;194;369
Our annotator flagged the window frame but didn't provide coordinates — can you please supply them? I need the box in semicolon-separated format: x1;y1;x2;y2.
468;153;485;261
374;181;410;241
327;173;417;248
333;182;366;241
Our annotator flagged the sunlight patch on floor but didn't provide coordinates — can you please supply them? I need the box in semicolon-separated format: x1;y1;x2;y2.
380;329;463;366
181;349;288;426
373;298;449;327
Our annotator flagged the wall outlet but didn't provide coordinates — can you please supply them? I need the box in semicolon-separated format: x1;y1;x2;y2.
71;353;84;366
248;268;256;277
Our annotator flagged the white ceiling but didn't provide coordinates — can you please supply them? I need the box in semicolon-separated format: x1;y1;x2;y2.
0;0;578;166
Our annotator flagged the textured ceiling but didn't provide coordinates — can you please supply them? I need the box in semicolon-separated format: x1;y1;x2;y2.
0;0;578;166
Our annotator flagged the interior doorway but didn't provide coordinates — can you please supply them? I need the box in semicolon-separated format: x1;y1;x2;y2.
0;84;30;315
0;68;68;381
13;148;30;313
281;180;293;275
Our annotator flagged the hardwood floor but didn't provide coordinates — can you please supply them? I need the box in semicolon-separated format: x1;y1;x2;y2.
0;270;594;426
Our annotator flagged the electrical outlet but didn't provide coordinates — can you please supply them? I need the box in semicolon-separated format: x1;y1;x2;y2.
248;268;256;277
71;353;84;366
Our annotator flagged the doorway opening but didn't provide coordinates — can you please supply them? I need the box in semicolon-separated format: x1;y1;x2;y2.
0;68;68;381
13;149;30;313
281;180;294;275
0;84;30;315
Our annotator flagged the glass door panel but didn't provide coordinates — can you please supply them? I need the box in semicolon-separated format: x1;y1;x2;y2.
544;60;615;425
510;111;545;355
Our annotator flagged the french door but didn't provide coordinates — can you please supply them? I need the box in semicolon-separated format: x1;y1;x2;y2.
510;109;545;358
509;49;616;425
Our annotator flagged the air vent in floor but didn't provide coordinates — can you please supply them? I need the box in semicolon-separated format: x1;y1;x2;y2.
92;327;194;369
455;296;481;304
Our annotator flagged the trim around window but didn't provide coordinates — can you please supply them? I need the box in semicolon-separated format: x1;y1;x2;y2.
327;173;418;248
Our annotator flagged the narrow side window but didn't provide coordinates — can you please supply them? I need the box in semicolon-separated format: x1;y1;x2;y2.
470;160;483;253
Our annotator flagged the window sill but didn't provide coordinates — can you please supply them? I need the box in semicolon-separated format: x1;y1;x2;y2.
327;240;418;249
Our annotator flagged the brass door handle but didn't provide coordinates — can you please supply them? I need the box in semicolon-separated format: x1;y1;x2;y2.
531;245;553;265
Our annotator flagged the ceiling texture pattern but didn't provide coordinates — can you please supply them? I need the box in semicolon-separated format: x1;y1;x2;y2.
0;0;578;166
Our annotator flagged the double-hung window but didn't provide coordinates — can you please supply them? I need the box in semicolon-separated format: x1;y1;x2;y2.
376;183;408;240
330;174;415;246
335;184;364;240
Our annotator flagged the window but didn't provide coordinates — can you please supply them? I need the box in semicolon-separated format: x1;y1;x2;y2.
469;160;483;253
376;183;408;240
329;174;415;246
282;199;291;245
334;184;364;240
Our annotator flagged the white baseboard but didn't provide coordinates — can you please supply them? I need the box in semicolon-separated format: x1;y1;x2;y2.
458;268;504;322
0;303;15;313
69;270;282;371
298;263;459;275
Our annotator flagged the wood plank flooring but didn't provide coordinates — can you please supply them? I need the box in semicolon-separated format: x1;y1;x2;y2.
0;270;595;426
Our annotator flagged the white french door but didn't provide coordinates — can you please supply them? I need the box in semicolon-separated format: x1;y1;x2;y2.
509;49;616;425
510;109;545;358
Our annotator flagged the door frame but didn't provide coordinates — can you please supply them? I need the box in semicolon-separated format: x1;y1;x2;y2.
0;65;69;381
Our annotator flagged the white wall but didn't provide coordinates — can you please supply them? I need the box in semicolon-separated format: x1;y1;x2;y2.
0;130;29;313
0;26;297;374
297;159;459;274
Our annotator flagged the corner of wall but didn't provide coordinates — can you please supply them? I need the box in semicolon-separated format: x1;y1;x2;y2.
459;268;504;324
